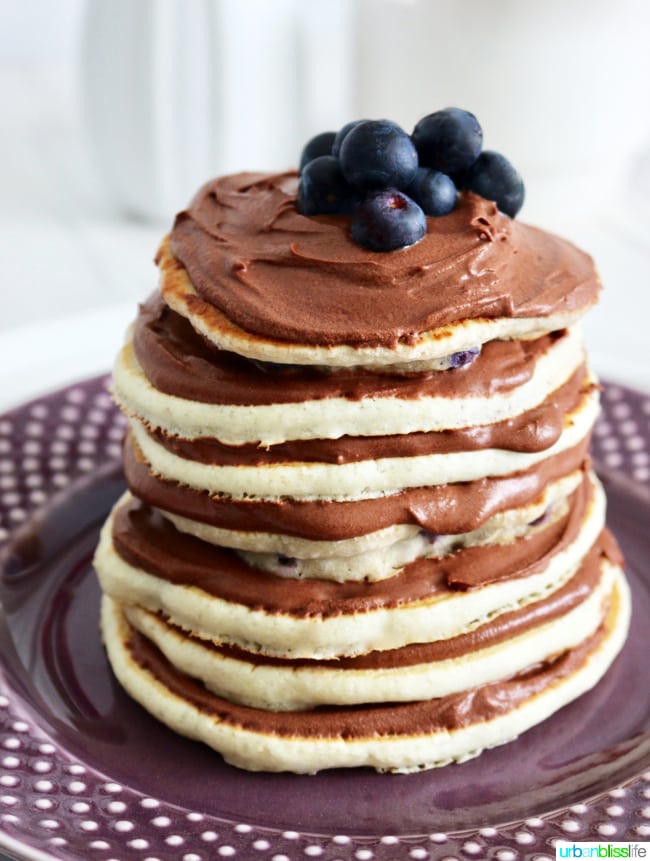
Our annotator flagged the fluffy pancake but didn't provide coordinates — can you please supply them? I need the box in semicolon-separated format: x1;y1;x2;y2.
100;565;629;773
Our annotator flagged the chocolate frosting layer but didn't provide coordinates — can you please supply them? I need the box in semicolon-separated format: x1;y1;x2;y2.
111;472;592;617
133;293;567;406
126;621;606;738
168;172;600;348
123;436;591;539
156;531;618;670
146;367;592;465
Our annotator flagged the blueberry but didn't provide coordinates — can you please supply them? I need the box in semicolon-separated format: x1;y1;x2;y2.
449;346;481;369
299;131;336;170
351;189;426;252
461;150;525;218
412;108;482;174
331;119;367;157
528;510;550;527
339;120;419;191
297;155;355;215
407;167;457;216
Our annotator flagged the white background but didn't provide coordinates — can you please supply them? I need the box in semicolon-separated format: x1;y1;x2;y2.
2;0;650;413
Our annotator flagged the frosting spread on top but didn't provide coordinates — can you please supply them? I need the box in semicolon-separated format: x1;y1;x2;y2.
169;172;600;348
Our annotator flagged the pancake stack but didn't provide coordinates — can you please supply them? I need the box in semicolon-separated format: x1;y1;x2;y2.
94;170;629;773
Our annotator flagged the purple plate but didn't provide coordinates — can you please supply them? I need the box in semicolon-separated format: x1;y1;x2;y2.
0;377;649;861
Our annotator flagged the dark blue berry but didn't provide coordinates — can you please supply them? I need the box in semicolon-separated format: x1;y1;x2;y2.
331;119;367;157
407;167;457;216
461;150;525;217
277;554;298;568
351;189;426;252
412;108;482;174
297;155;355;215
528;511;548;527
299;131;336;170
449;346;481;369
339;120;419;192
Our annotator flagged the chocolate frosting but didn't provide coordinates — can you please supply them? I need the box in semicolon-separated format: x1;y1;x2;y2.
133;293;568;406
126;621;606;738
168;172;600;348
155;532;618;671
145;367;591;465
123;435;591;539
111;472;593;617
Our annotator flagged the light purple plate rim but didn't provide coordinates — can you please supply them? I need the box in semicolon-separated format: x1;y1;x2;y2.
0;375;648;861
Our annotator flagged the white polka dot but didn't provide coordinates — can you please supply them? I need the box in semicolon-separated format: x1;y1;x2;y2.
3;738;21;750
201;831;218;842
81;820;99;831
409;849;429;860
218;848;235;857
2;756;20;768
304;847;323;857
478;828;497;837
526;817;544;827
640;807;650;818
235;823;251;833
561;819;581;833
429;833;448;843
67;780;87;794
25;421;45;437
187;812;204;822
66;763;86;775
606;804;624;816
625;436;645;451
282;831;300;840
604;452;623;467
71;802;90;813
0;814;18;824
35;799;52;810
33;760;53;773
0;796;17;806
354;851;374;861
128;839;149;850
635;825;650;837
597;823;617;836
114;819;134;832
599;436;620;451
462;842;483;854
634;467;650;481
90;840;111;850
39;818;60;829
380;835;398;844
103;782;122;793
140;798;159;808
152;815;171;827
253;840;270;850
496;851;516;861
183;855;202;861
515;831;535;844
34;780;53;792
166;835;184;847
49;837;67;847
107;800;126;814
66;388;86;404
0;776;17;788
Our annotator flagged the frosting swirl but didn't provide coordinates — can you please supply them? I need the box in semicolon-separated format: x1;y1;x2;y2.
169;172;600;348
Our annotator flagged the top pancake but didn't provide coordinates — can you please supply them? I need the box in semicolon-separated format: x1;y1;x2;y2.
159;172;601;368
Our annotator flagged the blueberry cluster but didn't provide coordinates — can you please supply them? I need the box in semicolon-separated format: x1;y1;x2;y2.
298;108;525;253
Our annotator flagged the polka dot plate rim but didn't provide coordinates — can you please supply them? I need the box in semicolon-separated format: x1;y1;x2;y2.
0;375;648;861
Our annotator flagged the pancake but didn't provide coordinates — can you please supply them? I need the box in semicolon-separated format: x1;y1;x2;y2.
100;565;629;773
93;158;627;773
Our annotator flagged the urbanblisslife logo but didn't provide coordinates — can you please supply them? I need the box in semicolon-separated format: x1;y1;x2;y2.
556;843;649;859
